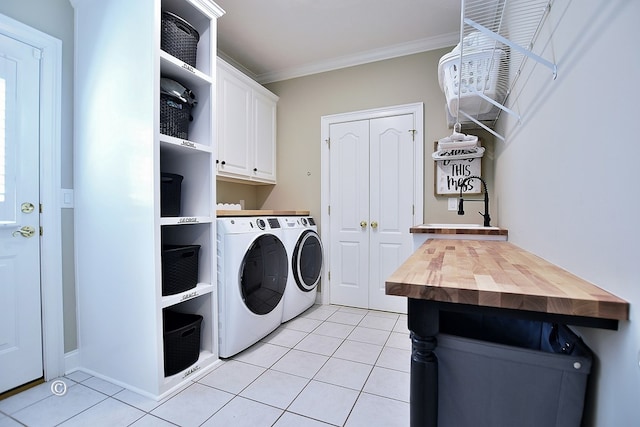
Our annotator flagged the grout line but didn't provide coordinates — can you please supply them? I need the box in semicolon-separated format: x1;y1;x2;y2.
5;305;409;426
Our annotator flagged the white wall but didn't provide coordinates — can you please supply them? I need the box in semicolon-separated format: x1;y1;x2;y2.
494;0;639;425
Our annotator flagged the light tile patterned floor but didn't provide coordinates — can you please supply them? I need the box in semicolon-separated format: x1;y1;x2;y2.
0;305;410;427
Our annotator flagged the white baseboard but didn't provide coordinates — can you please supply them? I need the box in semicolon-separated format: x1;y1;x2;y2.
63;350;80;375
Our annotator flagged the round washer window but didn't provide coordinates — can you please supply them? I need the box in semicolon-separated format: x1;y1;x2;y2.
240;234;288;315
293;230;323;292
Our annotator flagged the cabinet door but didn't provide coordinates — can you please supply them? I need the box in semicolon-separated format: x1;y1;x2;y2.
252;90;277;183
217;67;252;177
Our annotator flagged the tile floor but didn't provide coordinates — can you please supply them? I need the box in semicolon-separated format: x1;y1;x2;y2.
0;305;410;427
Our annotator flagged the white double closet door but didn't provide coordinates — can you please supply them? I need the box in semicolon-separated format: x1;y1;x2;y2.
328;112;418;313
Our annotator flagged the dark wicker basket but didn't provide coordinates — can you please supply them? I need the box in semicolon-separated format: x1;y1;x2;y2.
163;310;202;376
160;93;193;139
161;11;199;67
160;172;183;217
161;244;200;296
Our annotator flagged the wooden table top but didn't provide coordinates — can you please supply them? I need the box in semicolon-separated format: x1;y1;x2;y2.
386;239;629;321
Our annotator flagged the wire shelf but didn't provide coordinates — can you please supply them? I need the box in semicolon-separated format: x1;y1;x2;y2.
448;0;557;140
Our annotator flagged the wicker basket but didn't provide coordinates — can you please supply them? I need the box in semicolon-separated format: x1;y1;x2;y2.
163;310;202;376
161;11;199;67
161;244;200;296
160;172;183;217
160;92;193;139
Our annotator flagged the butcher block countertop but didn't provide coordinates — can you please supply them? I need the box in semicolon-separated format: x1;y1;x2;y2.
386;239;629;321
411;224;508;236
216;210;310;217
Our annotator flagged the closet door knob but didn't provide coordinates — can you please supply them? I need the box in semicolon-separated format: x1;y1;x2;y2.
253;168;257;172
221;161;226;165
360;221;367;228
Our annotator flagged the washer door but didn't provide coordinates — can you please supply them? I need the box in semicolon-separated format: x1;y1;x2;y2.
240;234;288;315
292;230;323;292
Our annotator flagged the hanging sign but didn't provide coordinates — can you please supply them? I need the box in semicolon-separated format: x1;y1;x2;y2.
434;143;482;195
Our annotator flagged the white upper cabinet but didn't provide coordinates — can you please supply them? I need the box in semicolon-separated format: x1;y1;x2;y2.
216;58;278;184
253;89;278;182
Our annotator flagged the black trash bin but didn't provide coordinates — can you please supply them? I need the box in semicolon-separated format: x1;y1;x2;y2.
437;312;593;427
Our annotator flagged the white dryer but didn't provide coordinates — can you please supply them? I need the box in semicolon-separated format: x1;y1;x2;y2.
216;216;288;358
280;216;323;323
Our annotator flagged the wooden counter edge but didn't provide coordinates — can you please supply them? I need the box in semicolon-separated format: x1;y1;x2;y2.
410;226;508;236
386;281;629;321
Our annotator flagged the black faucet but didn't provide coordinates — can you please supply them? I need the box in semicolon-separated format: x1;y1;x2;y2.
457;175;491;227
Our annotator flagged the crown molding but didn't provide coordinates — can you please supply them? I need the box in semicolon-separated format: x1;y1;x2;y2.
252;31;459;84
217;51;259;81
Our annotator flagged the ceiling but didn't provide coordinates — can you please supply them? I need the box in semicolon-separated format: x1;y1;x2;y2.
213;0;461;84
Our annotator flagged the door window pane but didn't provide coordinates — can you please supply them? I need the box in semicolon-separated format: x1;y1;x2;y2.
0;77;5;203
295;232;323;291
0;61;17;225
240;234;287;315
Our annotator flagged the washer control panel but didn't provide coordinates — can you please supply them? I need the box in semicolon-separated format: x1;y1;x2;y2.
300;217;316;227
255;217;281;230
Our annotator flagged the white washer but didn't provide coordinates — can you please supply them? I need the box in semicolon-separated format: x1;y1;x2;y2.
280;216;323;322
216;216;288;358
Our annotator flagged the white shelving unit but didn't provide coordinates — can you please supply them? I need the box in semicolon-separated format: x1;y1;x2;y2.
447;0;557;140
71;0;224;399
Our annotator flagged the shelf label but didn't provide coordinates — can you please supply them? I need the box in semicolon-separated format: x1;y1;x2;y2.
181;140;196;149
182;364;200;379
181;63;195;74
178;217;199;223
181;290;198;301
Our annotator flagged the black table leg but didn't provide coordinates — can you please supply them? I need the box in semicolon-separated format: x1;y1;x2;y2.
408;298;439;427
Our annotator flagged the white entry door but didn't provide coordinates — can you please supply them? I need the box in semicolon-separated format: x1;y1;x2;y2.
329;113;416;313
0;32;43;393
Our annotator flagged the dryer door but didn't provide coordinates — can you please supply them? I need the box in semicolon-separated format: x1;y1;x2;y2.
292;230;323;292
240;233;288;315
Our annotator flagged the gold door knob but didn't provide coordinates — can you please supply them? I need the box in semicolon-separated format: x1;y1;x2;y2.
371;221;378;229
12;226;36;238
21;202;35;213
360;221;367;228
